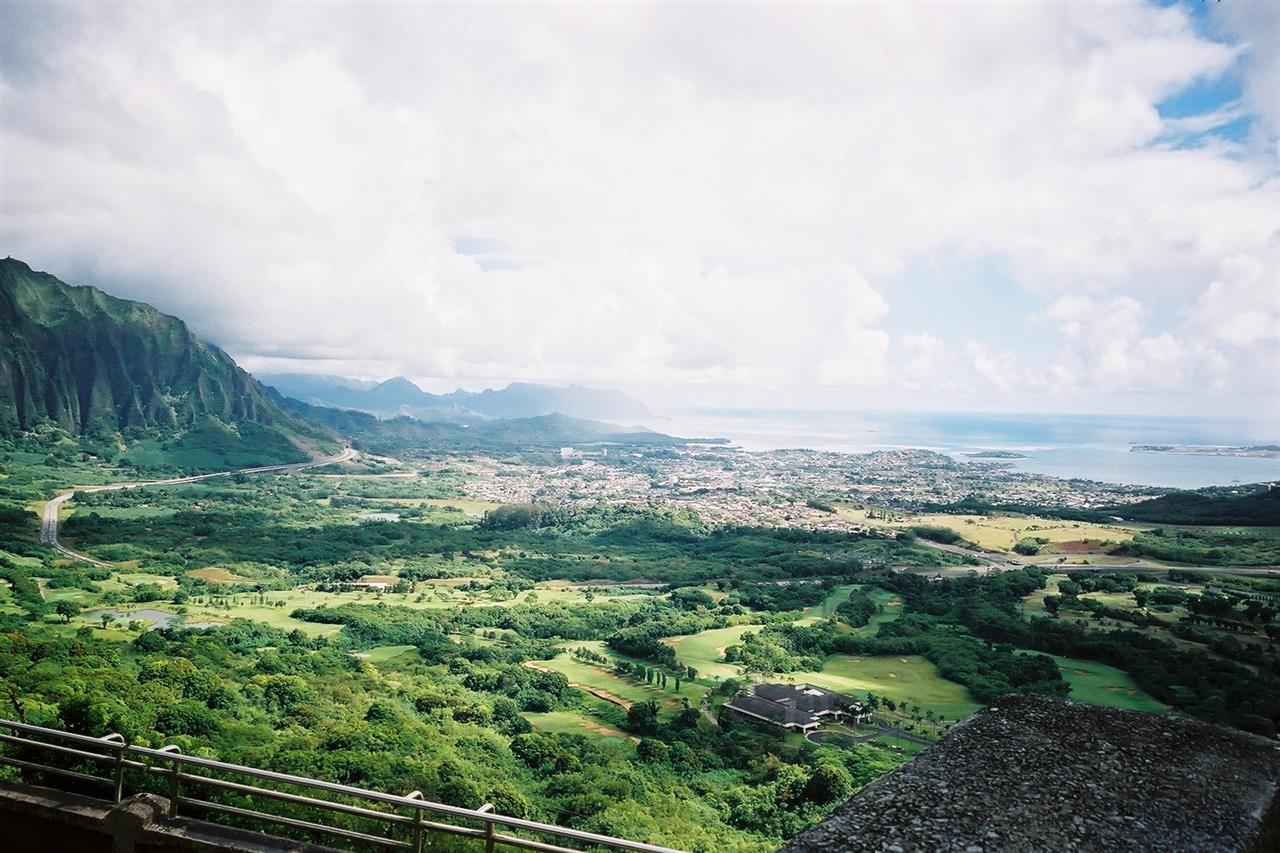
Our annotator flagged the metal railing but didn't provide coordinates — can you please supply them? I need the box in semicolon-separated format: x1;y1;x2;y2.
0;719;684;853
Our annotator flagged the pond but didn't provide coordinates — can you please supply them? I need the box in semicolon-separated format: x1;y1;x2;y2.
82;608;224;631
357;511;401;522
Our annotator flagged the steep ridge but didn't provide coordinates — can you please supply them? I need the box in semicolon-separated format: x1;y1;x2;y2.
1;258;290;437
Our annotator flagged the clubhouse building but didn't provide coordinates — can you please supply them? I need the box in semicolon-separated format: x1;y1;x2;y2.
724;683;870;733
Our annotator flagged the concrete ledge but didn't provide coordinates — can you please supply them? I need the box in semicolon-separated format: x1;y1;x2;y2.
781;694;1280;853
0;779;346;853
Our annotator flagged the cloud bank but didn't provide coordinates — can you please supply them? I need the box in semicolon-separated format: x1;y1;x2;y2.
2;1;1276;416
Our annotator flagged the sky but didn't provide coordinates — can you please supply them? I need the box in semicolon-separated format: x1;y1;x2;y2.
1;1;1277;420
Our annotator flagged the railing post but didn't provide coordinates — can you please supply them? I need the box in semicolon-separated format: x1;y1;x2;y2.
405;790;425;853
158;744;183;818
101;733;126;803
478;802;495;853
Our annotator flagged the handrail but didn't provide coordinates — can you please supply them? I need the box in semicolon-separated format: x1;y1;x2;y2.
0;718;685;853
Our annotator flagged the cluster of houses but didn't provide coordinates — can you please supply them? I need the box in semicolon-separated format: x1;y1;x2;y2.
724;683;870;733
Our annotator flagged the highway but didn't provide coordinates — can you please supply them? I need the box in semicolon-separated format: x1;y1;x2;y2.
40;447;356;568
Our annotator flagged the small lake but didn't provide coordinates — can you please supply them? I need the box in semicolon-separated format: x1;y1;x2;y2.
357;511;401;522
83;608;224;630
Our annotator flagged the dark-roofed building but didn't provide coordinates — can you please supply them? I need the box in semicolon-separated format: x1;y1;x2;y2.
724;683;869;733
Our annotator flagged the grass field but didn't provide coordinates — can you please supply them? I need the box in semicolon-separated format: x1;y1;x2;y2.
524;711;634;742
789;655;981;721
1037;653;1168;713
353;644;418;663
853;588;905;636
186;567;253;583
665;624;758;680
839;507;1139;555
873;734;931;756
1021;574;1065;616
534;647;705;715
0;581;21;615
810;584;858;619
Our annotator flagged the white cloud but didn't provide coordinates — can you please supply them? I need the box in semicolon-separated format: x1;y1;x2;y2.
0;1;1276;416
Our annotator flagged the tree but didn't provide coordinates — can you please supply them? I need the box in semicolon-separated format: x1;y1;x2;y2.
805;763;853;804
626;699;660;734
55;600;81;623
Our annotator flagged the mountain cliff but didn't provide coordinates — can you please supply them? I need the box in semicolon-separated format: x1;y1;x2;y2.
0;259;681;468
0;258;293;437
0;259;338;469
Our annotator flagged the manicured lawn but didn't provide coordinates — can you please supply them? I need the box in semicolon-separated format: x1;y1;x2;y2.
872;734;931;756
535;648;704;715
1035;653;1168;713
1079;590;1138;609
354;645;418;663
665;624;758;680
854;589;905;636
810;584;858;619
525;711;633;741
789;655;981;721
1022;574;1065;616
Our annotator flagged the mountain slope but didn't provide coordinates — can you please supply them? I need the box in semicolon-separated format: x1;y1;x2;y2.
0;258;337;468
1;258;284;436
287;400;682;454
260;372;650;423
0;259;681;468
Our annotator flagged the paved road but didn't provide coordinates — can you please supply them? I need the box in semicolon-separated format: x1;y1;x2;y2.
40;447;356;568
806;723;933;748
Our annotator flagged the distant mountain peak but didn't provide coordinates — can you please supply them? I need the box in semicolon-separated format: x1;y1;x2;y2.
259;372;650;423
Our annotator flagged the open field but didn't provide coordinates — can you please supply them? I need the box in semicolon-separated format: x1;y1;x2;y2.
353;644;418;663
186;567;254;583
839;507;1141;554
810;584;858;619
533;648;705;716
525;711;634;742
1039;653;1168;713
1022;574;1065;616
854;588;905;636
665;624;757;680
789;654;981;721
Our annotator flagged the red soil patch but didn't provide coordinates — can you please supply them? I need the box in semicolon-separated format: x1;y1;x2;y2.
1055;540;1103;554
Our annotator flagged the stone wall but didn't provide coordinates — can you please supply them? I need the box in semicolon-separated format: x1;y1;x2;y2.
781;694;1280;853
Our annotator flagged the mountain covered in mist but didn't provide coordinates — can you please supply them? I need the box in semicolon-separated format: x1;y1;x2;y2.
0;259;679;469
259;372;651;424
0;259;309;441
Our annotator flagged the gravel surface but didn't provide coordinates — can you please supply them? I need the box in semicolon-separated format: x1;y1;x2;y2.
780;694;1280;853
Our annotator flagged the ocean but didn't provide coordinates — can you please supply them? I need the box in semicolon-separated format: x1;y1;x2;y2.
638;409;1280;490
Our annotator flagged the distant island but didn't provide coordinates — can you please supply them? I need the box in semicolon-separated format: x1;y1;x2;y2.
964;450;1028;459
1132;445;1280;459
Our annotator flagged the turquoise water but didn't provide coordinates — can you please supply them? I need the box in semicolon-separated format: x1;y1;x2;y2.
642;409;1280;489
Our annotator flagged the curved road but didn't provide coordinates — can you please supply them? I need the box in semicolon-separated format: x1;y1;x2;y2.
40;447;356;568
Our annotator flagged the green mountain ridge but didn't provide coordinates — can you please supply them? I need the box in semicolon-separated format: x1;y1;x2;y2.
1;258;290;436
0;259;687;470
0;258;336;468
